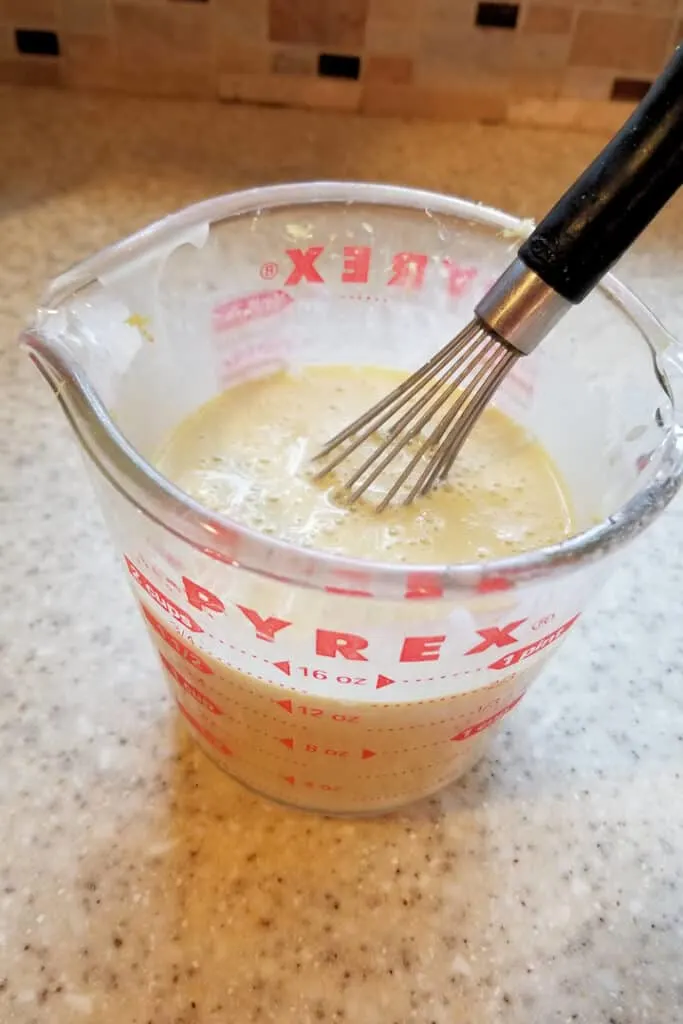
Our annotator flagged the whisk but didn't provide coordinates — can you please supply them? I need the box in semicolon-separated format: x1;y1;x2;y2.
315;47;683;511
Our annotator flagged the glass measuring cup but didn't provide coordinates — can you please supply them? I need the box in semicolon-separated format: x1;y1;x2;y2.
22;182;683;815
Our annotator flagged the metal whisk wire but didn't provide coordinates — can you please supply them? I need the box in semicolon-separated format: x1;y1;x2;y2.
313;48;683;511
313;320;518;510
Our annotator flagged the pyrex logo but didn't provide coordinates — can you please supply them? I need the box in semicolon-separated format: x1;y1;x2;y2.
126;557;579;677
259;246;479;296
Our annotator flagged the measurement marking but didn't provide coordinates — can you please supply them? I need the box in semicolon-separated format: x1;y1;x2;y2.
160;654;222;715
451;693;525;741
399;667;484;684
141;604;214;674
176;700;232;757
270;699;361;723
361;760;467;779
281;776;341;791
276;738;376;759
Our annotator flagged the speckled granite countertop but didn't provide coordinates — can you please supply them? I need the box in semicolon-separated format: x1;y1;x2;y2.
2;85;683;1024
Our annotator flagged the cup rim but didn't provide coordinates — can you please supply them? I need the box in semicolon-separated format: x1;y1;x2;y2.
24;181;683;601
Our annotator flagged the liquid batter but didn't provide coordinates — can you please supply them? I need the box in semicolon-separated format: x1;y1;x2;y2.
147;365;575;813
156;365;573;564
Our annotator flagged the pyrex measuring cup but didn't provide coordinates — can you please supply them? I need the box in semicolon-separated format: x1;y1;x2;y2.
23;183;683;815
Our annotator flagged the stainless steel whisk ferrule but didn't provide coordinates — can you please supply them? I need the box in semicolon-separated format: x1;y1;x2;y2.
314;46;683;510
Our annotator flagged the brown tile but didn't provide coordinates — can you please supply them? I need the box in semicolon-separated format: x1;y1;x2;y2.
362;81;506;123
0;23;11;55
364;53;412;83
0;0;57;25
0;57;62;85
61;0;110;36
271;45;317;75
62;33;118;89
269;0;369;49
113;2;211;59
570;11;672;73
523;5;573;34
218;41;268;74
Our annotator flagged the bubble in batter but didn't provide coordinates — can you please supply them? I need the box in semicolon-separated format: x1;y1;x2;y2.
155;365;574;564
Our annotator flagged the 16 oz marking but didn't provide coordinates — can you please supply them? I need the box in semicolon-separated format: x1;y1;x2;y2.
299;667;367;685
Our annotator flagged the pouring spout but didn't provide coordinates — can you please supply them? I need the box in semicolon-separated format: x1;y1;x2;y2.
21;327;69;395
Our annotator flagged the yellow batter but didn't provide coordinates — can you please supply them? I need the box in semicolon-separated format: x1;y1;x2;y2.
156;365;573;564
147;365;575;812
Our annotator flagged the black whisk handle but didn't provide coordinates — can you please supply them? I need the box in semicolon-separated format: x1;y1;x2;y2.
519;46;683;304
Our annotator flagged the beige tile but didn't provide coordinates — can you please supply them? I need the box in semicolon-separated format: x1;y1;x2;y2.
113;2;211;60
562;66;614;100
514;34;571;72
62;32;118;89
421;0;477;22
508;96;636;132
213;0;267;44
323;0;369;49
271;45;317;75
418;28;515;72
219;41;269;75
219;71;361;111
361;80;506;123
509;69;563;98
365;16;419;53
419;10;485;57
0;57;62;85
415;64;509;94
522;4;573;34
368;0;418;20
0;0;57;25
117;54;215;98
60;0;110;35
365;53;412;83
577;0;676;12
570;11;672;73
268;0;369;49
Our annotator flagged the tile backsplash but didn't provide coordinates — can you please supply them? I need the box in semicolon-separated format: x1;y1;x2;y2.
0;0;679;129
